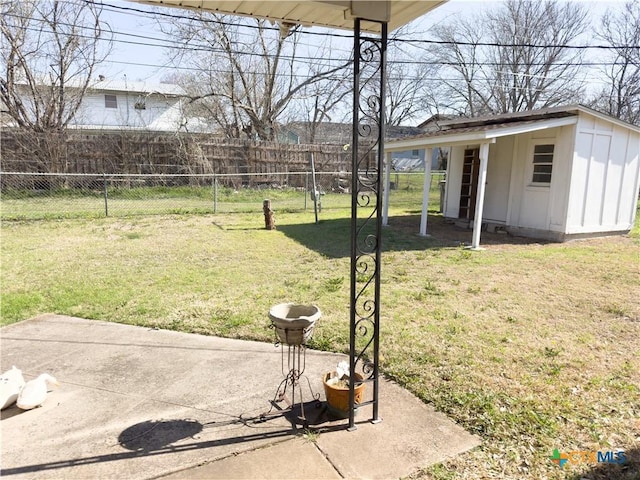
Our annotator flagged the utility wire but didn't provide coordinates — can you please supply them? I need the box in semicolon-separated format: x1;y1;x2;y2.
100;58;612;86
3;13;354;65
5;13;636;71
105;57;625;71
102;63;608;92
88;0;640;50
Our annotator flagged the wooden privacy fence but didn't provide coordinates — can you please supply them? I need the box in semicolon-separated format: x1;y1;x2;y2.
0;130;372;188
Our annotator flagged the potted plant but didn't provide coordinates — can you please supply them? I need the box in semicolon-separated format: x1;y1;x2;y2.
323;361;365;419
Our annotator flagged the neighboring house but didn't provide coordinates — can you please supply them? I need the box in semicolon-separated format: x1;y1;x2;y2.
384;105;640;246
387;125;430;171
70;78;187;132
2;77;188;132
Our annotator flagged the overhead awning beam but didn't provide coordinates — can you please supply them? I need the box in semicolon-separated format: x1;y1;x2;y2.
317;1;391;22
132;1;447;33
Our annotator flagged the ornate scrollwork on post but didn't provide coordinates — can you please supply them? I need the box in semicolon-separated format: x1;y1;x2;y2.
349;18;387;430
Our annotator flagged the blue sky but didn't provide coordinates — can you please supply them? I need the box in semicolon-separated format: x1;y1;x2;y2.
97;0;624;85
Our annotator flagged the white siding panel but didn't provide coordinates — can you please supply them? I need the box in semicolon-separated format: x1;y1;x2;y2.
516;131;560;230
580;115;596;130
548;126;574;230
616;130;640;226
506;135;524;226
483;136;512;223
567;132;592;230
76;92;127;127
70;92;182;131
567;112;640;234
602;127;628;226
444;146;464;218
583;134;611;227
519;187;550;229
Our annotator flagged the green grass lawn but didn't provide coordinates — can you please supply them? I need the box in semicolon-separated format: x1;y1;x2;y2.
1;205;638;479
0;172;441;220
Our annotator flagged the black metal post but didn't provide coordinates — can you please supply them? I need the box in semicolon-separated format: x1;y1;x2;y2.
103;174;109;217
348;18;387;430
311;153;319;224
348;19;361;430
213;175;218;213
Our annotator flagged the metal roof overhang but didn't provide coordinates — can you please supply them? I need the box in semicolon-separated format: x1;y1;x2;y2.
385;115;579;152
131;0;447;33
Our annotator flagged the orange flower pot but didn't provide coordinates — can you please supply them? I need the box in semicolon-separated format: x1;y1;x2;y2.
323;371;365;418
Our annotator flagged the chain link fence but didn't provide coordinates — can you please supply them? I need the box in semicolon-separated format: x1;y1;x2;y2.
0;171;446;220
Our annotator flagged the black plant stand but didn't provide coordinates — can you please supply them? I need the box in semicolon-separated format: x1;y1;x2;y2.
262;303;322;428
266;339;320;428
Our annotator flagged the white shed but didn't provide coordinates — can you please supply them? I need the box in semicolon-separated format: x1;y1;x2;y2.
384;105;640;246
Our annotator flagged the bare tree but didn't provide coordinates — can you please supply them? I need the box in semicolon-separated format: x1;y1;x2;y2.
423;16;491;117
591;0;640;125
1;0;110;173
289;73;352;143
159;13;350;140
1;0;110;132
385;46;440;126
346;25;440;127
424;0;589;115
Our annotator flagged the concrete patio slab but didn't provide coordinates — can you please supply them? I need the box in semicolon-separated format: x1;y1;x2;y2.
160;437;342;480
1;314;480;479
315;380;479;479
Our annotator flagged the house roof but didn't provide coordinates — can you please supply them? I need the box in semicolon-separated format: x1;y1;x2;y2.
15;78;186;97
435;104;640;131
131;0;447;33
387;125;426;139
386;105;640;152
87;79;186;96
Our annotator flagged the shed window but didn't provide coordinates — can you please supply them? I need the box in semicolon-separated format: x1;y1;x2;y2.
532;144;554;184
104;94;117;109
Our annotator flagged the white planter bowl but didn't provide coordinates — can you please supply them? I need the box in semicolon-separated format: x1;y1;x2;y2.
269;303;321;345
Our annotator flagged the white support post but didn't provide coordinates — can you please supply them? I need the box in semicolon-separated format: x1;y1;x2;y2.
471;142;490;250
382;151;392;226
419;147;433;236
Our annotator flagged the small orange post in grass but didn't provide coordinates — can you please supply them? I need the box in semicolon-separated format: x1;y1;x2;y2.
263;199;275;230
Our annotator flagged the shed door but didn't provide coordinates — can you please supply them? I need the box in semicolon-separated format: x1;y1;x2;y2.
459;148;480;220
